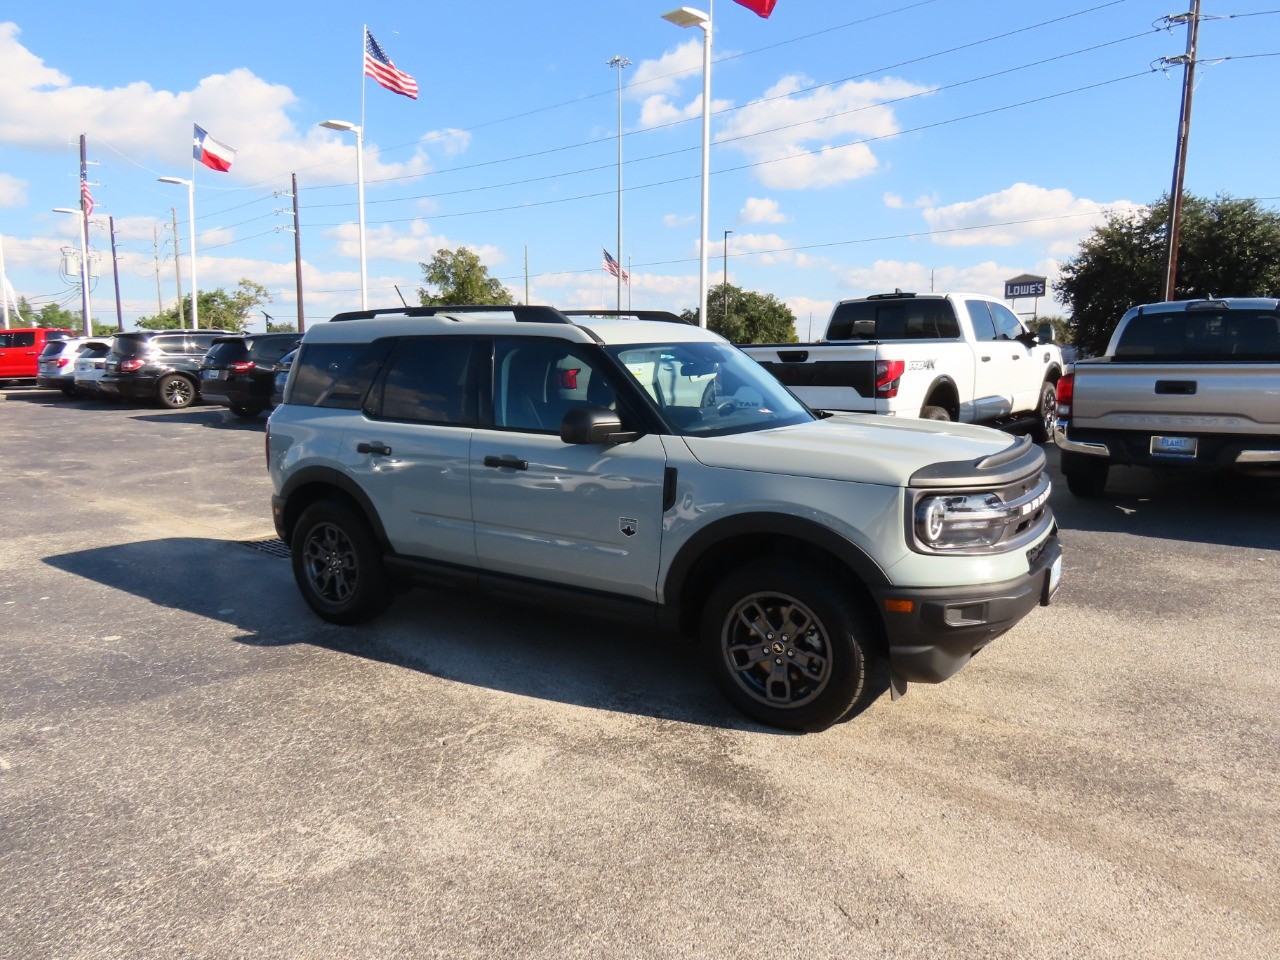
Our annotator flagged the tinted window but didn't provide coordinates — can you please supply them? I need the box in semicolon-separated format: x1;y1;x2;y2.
153;337;189;355
989;302;1026;340
9;331;36;347
40;341;68;358
1115;309;1280;361
826;298;959;340
493;339;623;434
81;343;111;359
113;336;150;357
205;340;250;363
249;337;299;362
371;338;479;425
966;301;999;341
190;334;224;353
289;341;393;408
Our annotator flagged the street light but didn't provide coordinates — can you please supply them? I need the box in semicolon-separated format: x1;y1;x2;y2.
52;207;93;336
607;55;631;312
157;176;198;328
321;119;367;309
662;4;711;328
722;228;732;324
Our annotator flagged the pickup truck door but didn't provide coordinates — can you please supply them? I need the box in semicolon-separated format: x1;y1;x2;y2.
964;300;1015;419
470;338;667;602
988;301;1045;414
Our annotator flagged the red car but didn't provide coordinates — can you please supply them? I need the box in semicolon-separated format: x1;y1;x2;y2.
0;328;75;384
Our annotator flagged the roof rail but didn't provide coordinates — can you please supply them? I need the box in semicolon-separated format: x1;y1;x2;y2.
560;309;692;325
329;304;571;324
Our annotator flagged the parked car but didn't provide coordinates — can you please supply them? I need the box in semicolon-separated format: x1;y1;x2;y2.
1056;297;1280;495
72;340;116;399
99;330;234;408
37;337;110;396
268;304;1061;732
271;348;298;408
199;333;301;418
0;327;75;385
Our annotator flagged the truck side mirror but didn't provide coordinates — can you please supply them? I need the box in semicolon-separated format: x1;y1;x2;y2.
1037;322;1054;345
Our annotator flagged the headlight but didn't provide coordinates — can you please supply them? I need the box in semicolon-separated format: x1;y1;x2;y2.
914;492;1007;550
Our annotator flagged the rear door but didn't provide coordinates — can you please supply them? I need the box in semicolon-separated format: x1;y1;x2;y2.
470;337;668;602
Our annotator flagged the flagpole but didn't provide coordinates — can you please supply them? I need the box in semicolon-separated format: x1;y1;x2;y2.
359;23;369;310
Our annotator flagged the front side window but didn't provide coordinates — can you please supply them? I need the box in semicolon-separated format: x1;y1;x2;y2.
493;339;621;434
370;338;479;425
607;340;813;437
989;302;1027;341
10;332;35;348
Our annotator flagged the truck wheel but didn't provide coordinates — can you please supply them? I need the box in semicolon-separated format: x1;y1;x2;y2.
921;405;951;421
291;498;393;625
701;560;873;732
1030;381;1057;444
158;374;196;409
1061;451;1109;498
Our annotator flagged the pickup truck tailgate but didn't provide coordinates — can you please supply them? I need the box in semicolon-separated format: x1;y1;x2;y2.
1073;362;1280;435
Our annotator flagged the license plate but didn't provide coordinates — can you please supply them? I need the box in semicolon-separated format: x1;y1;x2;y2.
204;370;223;380
1151;435;1197;457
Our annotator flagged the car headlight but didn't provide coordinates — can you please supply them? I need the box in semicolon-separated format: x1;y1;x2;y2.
914;492;1008;550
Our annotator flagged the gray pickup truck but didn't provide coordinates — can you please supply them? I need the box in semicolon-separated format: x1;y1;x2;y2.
1055;297;1280;496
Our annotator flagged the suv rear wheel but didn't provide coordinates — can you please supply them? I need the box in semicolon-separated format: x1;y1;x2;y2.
158;374;196;409
230;402;263;419
701;560;872;731
291;498;393;625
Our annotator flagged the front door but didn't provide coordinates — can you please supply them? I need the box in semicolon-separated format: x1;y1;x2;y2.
470;338;668;602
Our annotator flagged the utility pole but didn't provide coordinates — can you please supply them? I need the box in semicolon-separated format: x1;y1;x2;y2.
607;55;631;312
524;244;529;304
0;232;10;330
292;173;305;333
79;134;92;336
170;207;185;326
723;228;733;325
152;224;164;316
1161;0;1201;302
109;215;124;332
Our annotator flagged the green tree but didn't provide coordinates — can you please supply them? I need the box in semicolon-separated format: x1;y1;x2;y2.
137;279;272;333
417;247;513;306
1056;194;1280;357
679;283;799;344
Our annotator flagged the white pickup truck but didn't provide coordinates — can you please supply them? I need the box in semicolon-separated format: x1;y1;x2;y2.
1055;297;1280;496
742;291;1064;442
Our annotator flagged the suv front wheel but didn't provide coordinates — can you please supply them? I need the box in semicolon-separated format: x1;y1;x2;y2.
291;498;393;625
701;560;873;731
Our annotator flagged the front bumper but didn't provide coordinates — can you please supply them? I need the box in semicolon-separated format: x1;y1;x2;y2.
874;534;1062;688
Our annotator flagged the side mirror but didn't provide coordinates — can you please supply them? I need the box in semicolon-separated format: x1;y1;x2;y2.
1016;329;1039;347
561;405;640;445
1037;322;1054;345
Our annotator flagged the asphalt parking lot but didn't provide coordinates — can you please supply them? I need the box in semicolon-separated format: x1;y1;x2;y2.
1;387;1276;960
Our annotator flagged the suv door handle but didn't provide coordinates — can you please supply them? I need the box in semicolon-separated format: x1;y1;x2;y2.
980;356;991;362
483;455;529;471
356;442;392;456
1011;354;1021;360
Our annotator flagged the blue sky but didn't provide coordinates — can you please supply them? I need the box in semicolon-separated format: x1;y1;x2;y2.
1;0;1276;335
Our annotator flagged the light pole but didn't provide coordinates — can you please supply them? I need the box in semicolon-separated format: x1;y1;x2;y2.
662;4;712;328
321;119;367;309
53;207;93;336
722;228;732;324
158;176;197;328
607;55;631;312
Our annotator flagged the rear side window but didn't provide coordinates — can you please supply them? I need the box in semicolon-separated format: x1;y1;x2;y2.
826;299;960;340
153;337;189;355
250;337;299;363
205;340;250;363
81;343;111;359
113;337;150;357
1115;309;1280;361
369;338;479;425
289;341;393;408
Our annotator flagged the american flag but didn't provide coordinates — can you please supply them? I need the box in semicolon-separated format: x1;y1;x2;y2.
365;30;418;100
80;178;94;217
602;248;629;284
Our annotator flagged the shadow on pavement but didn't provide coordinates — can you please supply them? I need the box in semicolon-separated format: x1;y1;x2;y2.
43;536;812;733
129;409;267;430
1045;446;1279;552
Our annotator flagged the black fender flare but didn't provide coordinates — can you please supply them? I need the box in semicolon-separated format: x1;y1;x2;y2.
921;375;959;415
662;512;890;607
278;466;392;551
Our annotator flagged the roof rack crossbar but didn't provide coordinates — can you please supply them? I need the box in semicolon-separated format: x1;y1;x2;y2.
329;305;571;324
560;309;692;325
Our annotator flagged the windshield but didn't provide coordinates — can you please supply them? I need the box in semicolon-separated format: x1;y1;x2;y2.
606;340;813;437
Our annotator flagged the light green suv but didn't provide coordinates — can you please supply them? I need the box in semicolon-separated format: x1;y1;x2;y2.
268;306;1062;731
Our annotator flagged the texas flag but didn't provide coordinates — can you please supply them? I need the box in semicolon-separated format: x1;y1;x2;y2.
193;125;237;172
732;0;777;17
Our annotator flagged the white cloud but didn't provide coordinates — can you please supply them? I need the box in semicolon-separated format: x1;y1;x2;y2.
786;296;834;339
922;183;1143;248
322;221;502;268
663;213;695;228
740;197;786;224
0;173;27;207
717;74;934;190
638;92;733;129
0;23;440;187
883;191;935;210
832;257;1069;313
628;40;703;99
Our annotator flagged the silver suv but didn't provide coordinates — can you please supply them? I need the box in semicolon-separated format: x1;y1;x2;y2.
268;306;1062;731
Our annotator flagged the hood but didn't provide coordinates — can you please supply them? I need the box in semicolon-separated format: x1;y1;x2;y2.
681;413;1017;487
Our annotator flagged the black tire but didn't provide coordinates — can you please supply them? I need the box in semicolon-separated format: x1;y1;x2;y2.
230;403;263;419
290;498;393;625
1030;380;1057;444
61;385;77;398
920;404;951;421
1061;451;1109;498
157;374;196;409
701;560;874;732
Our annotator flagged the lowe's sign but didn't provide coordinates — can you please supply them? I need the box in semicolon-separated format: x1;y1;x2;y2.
1004;275;1047;299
